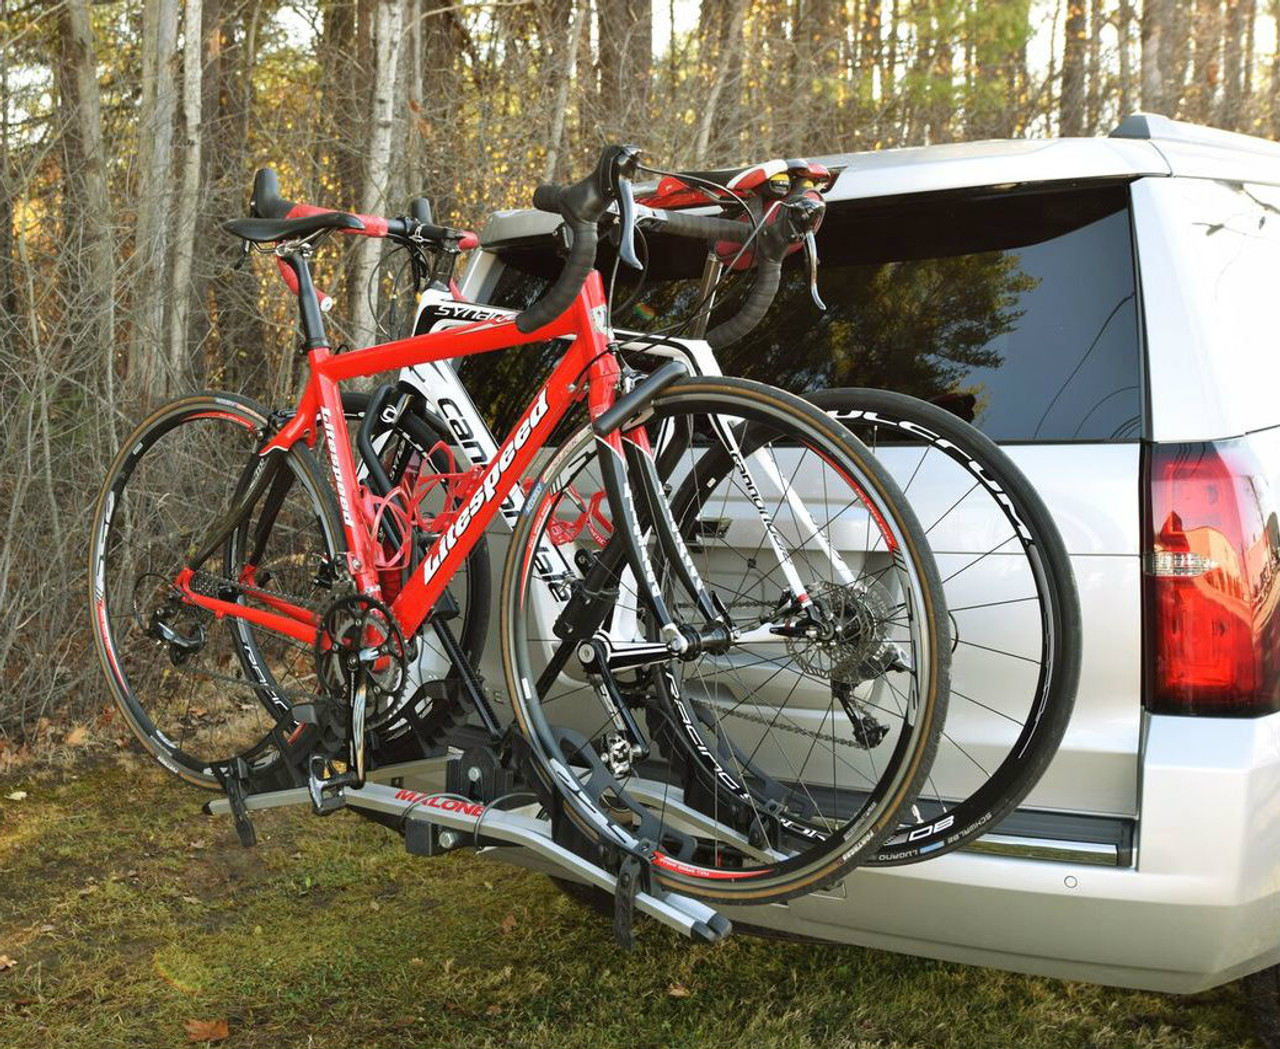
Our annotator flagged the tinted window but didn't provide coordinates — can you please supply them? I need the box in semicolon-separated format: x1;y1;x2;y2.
474;183;1144;442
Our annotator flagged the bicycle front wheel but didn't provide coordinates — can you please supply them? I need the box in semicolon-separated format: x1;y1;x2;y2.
500;376;949;904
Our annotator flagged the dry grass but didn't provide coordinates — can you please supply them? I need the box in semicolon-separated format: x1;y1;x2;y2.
0;758;1259;1049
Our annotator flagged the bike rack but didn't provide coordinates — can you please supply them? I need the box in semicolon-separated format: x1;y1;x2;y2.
204;755;732;945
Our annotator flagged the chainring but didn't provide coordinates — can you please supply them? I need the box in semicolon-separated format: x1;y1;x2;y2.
313;593;410;729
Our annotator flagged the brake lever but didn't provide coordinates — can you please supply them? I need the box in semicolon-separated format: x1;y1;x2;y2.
617;178;642;269
804;229;825;311
606;144;644;270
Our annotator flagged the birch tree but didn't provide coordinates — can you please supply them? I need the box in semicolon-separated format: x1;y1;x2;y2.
168;0;204;385
59;0;116;404
349;0;405;350
134;0;179;399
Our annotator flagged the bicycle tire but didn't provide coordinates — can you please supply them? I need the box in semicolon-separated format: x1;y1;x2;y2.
89;393;346;789
807;388;1081;864
500;376;949;905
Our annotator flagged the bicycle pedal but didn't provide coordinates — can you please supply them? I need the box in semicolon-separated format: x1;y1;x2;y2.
307;755;356;815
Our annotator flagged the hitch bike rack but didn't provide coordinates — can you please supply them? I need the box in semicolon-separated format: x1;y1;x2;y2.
205;754;733;945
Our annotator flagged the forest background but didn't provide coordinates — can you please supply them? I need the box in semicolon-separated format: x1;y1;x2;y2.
0;0;1261;738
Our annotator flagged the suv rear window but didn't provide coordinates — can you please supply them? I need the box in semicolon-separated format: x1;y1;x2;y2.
475;182;1144;442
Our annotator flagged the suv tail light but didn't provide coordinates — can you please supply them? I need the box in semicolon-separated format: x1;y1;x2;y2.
1143;439;1280;716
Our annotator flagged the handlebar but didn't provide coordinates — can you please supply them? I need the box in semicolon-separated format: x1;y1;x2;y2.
634;178;827;349
516;144;642;334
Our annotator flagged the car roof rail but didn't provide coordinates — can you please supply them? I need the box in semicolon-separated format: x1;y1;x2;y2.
1110;112;1280;157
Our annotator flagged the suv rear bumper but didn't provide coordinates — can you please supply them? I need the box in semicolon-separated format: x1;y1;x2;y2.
720;710;1280;993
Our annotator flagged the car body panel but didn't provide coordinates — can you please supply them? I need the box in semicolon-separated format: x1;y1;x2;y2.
447;116;1280;993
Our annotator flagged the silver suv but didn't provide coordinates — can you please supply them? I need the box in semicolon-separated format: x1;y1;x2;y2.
443;113;1280;1014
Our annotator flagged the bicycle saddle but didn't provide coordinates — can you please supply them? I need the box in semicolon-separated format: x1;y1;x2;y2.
223;211;365;244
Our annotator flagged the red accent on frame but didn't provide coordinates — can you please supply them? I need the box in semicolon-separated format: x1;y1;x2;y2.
174;567;320;646
214;272;614;647
186;411;256;430
274;256;333;311
238;565;322;626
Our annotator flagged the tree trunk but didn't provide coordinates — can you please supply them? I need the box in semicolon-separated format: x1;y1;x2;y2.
168;0;204;387
693;0;747;163
1270;0;1280;136
1087;0;1102;131
1220;0;1245;126
134;0;180;401
0;0;14;323
1188;0;1221;122
350;0;405;350
1118;0;1133;116
60;0;117;404
1060;0;1086;134
597;0;652;138
1141;0;1176;113
545;0;585;181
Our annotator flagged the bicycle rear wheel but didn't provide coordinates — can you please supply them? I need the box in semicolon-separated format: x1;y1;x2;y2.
807;389;1081;863
89;393;345;789
501;376;948;904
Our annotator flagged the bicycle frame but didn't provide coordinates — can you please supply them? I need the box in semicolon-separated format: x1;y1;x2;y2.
174;267;624;648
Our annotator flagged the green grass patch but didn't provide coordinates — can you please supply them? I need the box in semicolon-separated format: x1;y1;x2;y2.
0;762;1258;1048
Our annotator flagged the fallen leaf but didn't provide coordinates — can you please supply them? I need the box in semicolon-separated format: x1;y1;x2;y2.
486;1004;503;1016
5;790;27;801
182;895;200;905
393;1016;417;1028
667;982;691;998
499;912;517;934
0;955;16;972
189;707;208;718
64;725;89;747
184;1018;229;1042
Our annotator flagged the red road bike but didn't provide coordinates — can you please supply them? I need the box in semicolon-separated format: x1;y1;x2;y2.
90;146;949;905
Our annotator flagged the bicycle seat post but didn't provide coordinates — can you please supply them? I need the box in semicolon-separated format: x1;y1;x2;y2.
282;248;330;352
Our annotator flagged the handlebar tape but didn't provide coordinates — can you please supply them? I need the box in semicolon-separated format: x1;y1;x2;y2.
705;258;782;350
531;184;565;214
651;208;751;245
514;215;598;334
516;177;605;334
